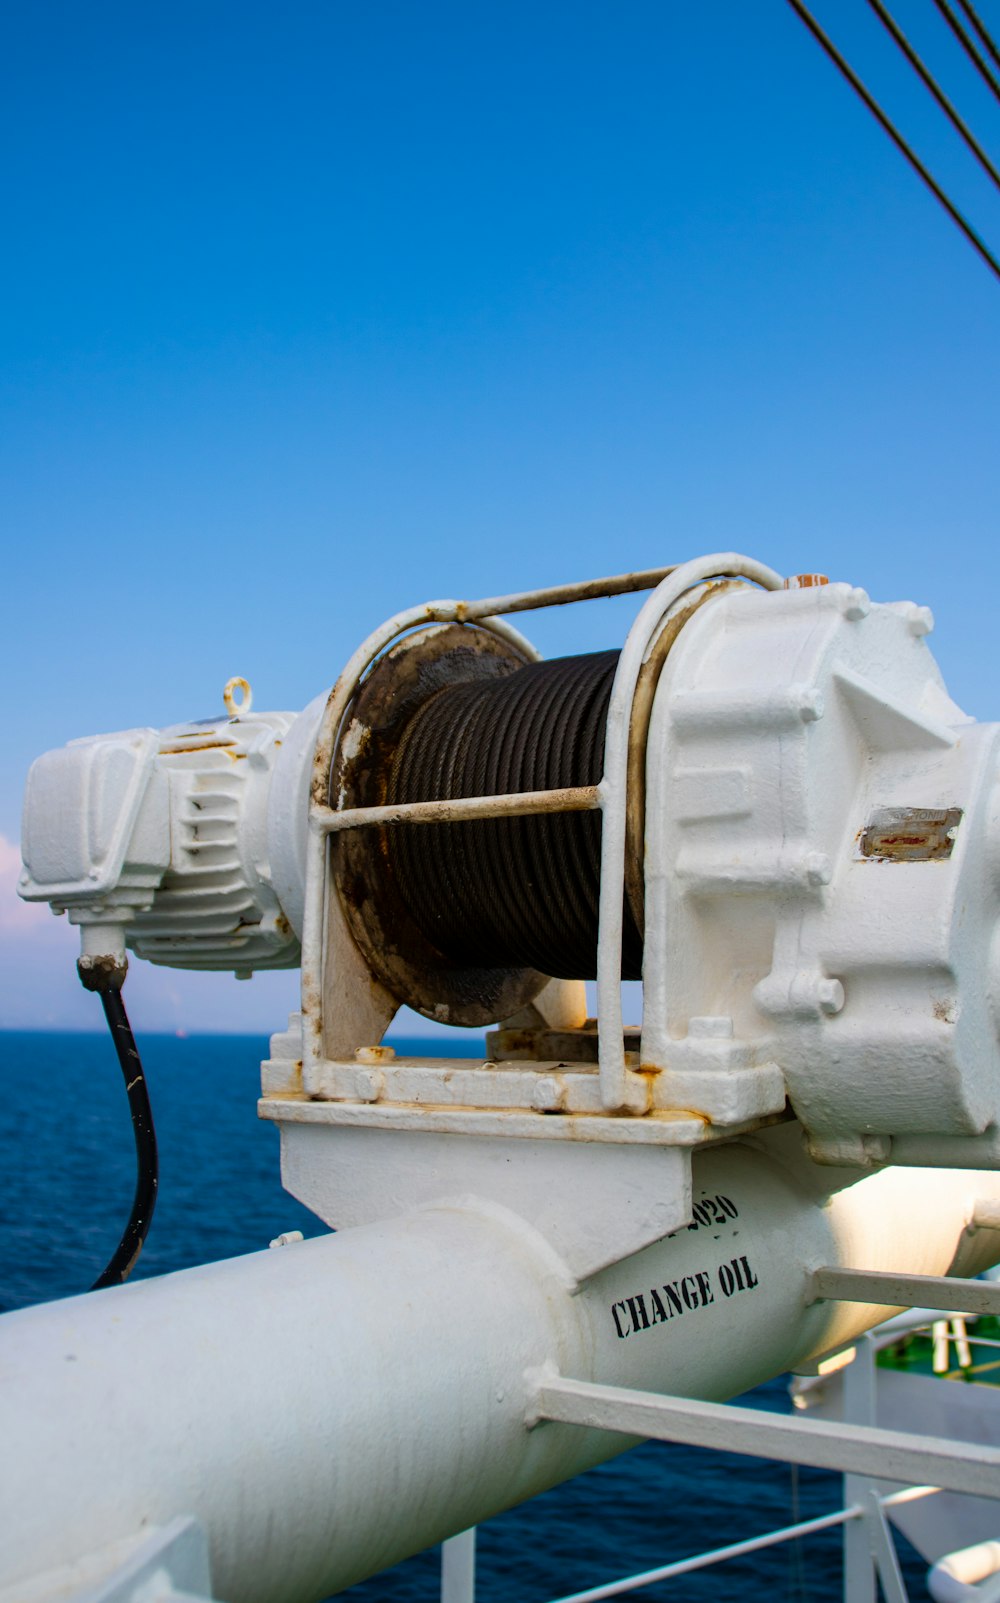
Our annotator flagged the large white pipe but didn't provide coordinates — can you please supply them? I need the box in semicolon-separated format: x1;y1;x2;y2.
2;1131;999;1603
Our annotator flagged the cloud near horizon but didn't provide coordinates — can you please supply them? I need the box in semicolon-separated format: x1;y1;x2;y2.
0;833;74;940
0;831;302;1033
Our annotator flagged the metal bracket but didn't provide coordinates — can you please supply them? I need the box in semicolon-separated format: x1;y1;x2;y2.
809;1267;1000;1317
268;1117;696;1281
530;1374;1000;1498
71;1518;212;1603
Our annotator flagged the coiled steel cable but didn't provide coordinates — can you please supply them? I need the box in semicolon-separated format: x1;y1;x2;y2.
386;649;644;980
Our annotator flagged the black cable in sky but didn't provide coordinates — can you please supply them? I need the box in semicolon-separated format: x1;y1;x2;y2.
956;0;1000;75
934;0;1000;104
867;0;1000;196
784;0;1000;284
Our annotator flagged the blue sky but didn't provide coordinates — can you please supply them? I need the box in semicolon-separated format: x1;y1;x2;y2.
2;1;998;1033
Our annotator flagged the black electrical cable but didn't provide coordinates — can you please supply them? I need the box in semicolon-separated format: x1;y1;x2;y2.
867;0;1000;195
934;0;1000;105
385;649;644;981
956;0;1000;74
785;0;1000;283
83;980;158;1291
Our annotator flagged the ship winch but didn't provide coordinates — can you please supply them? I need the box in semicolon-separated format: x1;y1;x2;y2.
18;552;1000;1276
12;552;1000;1603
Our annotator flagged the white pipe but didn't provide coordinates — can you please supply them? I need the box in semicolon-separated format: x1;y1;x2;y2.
1;1138;998;1603
440;1530;476;1603
928;1542;1000;1603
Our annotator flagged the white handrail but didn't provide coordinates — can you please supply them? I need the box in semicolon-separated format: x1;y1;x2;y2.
544;1506;861;1603
443;1485;941;1603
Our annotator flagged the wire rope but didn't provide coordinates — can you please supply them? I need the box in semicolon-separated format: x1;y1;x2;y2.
785;0;1000;283
386;650;644;980
867;0;1000;194
956;0;1000;74
934;0;1000;104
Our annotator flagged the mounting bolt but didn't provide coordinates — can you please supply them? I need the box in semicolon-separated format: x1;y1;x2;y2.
531;1076;564;1111
842;588;871;622
356;1045;396;1064
905;604;934;638
797;688;826;723
816;978;845;1016
805;852;832;887
353;1066;384;1102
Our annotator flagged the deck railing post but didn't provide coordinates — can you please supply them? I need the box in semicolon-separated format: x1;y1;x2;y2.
843;1337;878;1603
441;1527;477;1603
862;1489;909;1603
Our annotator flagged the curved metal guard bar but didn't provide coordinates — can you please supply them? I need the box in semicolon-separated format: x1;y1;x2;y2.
596;554;783;1109
300;602;539;1070
312;785;601;834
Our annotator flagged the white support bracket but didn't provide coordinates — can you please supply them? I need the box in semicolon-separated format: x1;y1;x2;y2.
809;1267;1000;1317
530;1375;1000;1498
79;1520;212;1603
440;1529;477;1603
843;1335;878;1603
11;1518;215;1603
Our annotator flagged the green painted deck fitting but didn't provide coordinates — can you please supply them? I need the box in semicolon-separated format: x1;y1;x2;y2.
877;1317;1000;1384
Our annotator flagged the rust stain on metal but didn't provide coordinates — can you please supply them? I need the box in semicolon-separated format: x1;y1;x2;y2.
651;1108;711;1130
462;565;681;621
322;785;599;833
486;1023;642;1064
160;739;238;755
330;621;547;1028
858;806;963;862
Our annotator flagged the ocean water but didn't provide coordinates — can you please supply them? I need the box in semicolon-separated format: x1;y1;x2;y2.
0;1030;933;1601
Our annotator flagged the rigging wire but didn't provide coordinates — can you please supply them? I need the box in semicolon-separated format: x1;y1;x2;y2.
867;0;1000;195
934;0;1000;104
956;0;1000;74
784;0;1000;284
